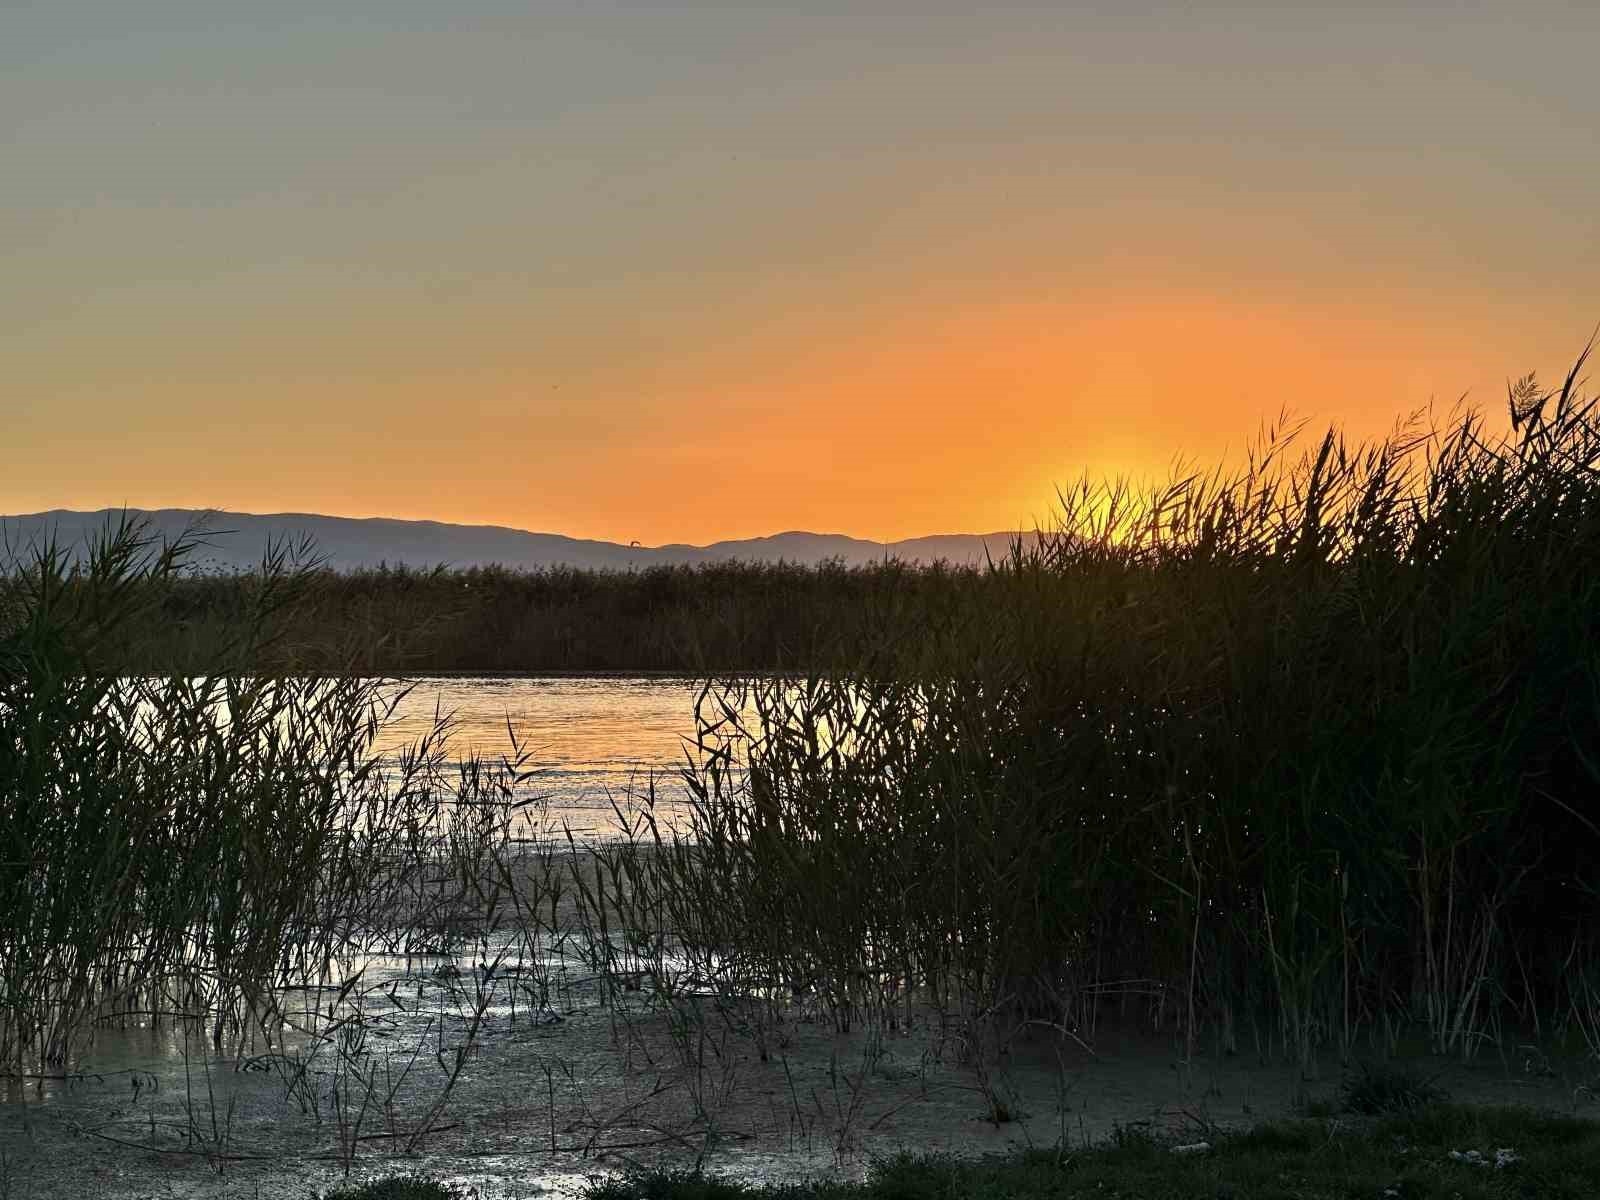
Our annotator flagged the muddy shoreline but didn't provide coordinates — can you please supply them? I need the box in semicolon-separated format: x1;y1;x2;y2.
3;946;1592;1200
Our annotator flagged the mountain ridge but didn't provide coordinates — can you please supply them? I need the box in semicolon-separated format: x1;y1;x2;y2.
0;508;1038;572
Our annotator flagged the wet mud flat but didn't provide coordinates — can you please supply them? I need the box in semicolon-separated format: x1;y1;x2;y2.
2;945;1590;1200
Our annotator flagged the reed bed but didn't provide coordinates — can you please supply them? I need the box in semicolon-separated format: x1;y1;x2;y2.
87;556;988;675
0;519;563;1080
611;354;1600;1076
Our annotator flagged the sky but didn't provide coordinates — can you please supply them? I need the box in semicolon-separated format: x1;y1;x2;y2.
5;2;1598;545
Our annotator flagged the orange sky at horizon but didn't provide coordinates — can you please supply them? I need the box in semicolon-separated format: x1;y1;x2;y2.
5;4;1597;546
10;293;1585;547
9;269;1589;546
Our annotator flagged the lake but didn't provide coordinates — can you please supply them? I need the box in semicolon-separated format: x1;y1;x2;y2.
374;674;725;837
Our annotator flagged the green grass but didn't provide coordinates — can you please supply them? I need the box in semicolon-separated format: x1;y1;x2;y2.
319;1177;469;1200
580;1106;1600;1200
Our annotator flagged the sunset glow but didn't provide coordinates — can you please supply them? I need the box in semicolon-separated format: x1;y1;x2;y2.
5;3;1596;544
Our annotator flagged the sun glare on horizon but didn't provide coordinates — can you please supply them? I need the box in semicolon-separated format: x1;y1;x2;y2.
4;3;1596;544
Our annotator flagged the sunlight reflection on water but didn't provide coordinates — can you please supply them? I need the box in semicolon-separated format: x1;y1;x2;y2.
373;675;716;838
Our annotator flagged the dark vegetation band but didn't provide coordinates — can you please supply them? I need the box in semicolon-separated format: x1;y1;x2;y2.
84;555;981;675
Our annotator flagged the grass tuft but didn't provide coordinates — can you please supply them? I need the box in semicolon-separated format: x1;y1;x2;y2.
320;1177;468;1200
1341;1063;1449;1115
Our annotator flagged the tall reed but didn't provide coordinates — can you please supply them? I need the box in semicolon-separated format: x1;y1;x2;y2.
0;517;493;1073
645;351;1600;1067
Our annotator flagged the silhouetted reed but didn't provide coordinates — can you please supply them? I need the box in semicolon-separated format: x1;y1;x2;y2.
0;518;554;1078
628;350;1600;1072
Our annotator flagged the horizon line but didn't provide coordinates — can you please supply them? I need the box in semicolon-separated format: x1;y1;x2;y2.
0;504;1047;553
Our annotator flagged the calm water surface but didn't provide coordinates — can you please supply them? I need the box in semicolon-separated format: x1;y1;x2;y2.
375;675;728;836
1;677;728;1105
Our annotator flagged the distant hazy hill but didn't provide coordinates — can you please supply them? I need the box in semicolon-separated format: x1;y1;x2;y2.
0;509;1037;573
